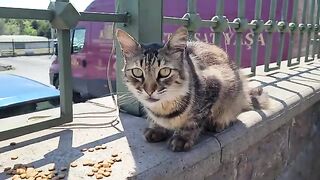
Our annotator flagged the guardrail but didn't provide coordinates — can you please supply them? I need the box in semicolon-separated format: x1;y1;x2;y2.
0;40;54;57
0;0;129;141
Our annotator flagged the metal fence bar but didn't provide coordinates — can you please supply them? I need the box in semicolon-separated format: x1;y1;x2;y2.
296;0;308;63
214;0;224;45
186;0;198;40
0;7;53;20
250;0;263;75
11;39;15;56
304;0;315;62
163;17;189;26
0;7;127;23
57;29;73;121
0;117;64;141
235;0;245;66
264;0;277;72
312;0;320;59
318;0;320;58
276;0;289;67
287;0;299;66
79;12;128;22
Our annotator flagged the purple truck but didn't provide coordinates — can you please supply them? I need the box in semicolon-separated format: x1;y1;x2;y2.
49;0;294;101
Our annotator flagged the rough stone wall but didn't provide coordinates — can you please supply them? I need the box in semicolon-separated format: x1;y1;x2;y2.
205;103;320;180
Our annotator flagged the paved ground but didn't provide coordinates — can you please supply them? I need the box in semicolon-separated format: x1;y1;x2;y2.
0;55;54;86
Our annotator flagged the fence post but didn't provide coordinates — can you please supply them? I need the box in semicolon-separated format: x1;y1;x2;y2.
48;39;50;54
49;0;80;121
116;0;163;116
11;39;15;57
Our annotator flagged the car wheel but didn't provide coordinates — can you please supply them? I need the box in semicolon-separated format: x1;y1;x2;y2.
73;91;86;103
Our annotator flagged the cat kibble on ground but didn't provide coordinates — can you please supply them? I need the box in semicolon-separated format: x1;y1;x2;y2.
4;147;122;179
11;155;18;160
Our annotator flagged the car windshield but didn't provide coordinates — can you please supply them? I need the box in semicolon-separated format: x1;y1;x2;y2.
72;28;86;53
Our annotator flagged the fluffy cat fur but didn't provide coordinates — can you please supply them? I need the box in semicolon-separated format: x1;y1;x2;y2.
116;27;269;152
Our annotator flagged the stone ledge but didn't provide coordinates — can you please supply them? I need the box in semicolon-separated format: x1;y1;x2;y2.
0;59;319;180
217;60;320;164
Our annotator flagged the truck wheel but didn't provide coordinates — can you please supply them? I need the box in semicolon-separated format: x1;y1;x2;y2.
53;74;59;89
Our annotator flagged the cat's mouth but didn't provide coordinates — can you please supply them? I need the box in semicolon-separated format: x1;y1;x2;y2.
146;97;160;102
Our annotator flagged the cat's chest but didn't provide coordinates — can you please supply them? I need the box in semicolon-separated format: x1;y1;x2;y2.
146;101;191;130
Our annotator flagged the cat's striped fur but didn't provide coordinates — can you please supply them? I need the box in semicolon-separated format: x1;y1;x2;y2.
116;27;269;152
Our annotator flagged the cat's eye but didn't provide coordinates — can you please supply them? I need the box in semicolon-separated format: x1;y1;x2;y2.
132;68;143;78
159;67;171;78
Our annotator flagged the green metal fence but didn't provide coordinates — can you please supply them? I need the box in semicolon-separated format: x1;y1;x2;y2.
0;0;129;141
0;0;319;141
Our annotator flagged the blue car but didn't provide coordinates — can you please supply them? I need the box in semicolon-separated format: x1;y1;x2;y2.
0;74;60;118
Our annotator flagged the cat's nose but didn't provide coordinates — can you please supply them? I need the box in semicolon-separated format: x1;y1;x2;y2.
145;89;156;96
144;84;157;96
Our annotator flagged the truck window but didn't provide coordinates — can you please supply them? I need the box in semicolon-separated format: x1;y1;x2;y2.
72;29;86;53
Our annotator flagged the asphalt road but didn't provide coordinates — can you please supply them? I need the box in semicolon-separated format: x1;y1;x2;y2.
0;55;54;86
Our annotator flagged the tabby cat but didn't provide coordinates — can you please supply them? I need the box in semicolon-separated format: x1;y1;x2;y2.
116;27;269;152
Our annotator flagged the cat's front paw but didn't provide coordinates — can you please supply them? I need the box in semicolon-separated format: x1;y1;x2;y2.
144;128;170;143
168;135;193;152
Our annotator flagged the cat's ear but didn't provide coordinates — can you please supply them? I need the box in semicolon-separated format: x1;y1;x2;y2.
116;29;141;58
165;26;188;51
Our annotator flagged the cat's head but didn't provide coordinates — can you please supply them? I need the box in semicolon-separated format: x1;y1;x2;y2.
116;27;189;106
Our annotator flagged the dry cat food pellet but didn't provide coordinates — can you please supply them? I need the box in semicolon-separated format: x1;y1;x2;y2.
11;155;18;160
16;168;26;175
87;172;94;176
44;171;51;176
88;148;95;152
58;173;65;179
95;146;102;150
99;167;106;172
101;163;110;168
111;153;118;157
26;169;38;178
101;145;107;149
92;168;99;173
103;172;111;177
95;173;104;179
82;161;89;166
107;160;114;164
70;163;77;167
10;142;17;146
98;160;104;164
115;157;122;162
16;168;26;174
97;169;104;174
88;161;95;166
60;167;67;171
94;164;101;168
48;166;55;171
105;168;112;172
47;174;54;179
81;148;88;152
20;173;27;178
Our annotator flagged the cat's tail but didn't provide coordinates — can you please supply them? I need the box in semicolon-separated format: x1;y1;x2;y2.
246;87;270;110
